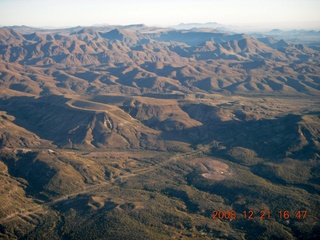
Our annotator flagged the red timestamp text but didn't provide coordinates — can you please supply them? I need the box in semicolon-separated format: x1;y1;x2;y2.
211;210;307;220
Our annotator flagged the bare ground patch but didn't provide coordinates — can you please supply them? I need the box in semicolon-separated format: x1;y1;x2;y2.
192;158;232;181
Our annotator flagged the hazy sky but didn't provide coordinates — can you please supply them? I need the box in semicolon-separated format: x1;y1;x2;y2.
1;0;320;30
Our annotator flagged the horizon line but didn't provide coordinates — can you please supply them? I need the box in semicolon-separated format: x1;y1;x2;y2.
1;21;320;32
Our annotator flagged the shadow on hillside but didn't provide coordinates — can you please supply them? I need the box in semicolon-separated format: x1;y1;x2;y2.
160;111;319;160
1;95;319;160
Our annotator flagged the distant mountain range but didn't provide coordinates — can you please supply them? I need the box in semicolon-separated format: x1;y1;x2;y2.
0;25;319;97
171;22;227;31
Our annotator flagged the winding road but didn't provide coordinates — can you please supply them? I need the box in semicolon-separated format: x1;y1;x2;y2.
0;147;205;225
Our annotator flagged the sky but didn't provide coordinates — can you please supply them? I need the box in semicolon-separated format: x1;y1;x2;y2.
1;0;320;30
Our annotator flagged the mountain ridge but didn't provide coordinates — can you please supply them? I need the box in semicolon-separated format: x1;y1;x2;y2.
0;26;319;96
